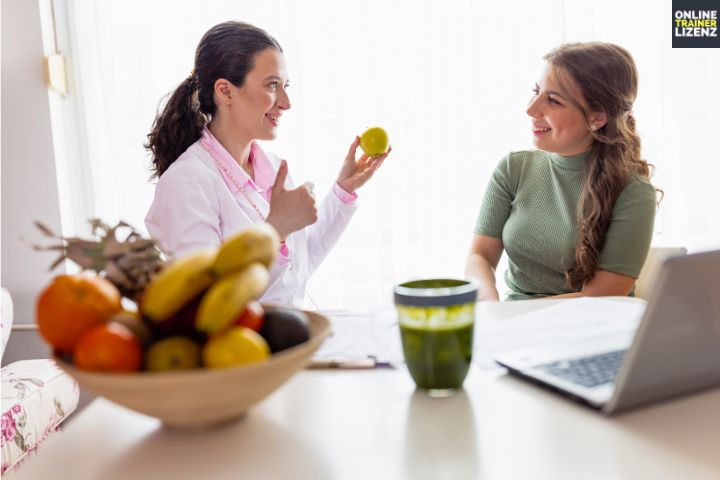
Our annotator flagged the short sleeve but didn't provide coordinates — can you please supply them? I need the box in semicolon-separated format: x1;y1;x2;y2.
474;155;514;238
145;162;222;260
598;177;657;278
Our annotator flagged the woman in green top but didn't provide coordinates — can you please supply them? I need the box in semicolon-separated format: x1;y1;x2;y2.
466;42;659;301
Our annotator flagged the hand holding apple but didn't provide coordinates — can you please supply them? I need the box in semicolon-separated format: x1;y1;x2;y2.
360;127;389;156
336;129;391;194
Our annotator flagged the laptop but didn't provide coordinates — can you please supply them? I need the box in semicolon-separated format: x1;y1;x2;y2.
494;249;720;414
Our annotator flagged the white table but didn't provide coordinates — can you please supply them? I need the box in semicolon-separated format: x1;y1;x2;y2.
9;300;720;480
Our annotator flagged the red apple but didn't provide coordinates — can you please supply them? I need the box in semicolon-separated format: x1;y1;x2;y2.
234;301;265;332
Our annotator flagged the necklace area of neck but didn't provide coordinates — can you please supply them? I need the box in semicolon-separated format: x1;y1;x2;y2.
207;124;253;169
200;137;266;221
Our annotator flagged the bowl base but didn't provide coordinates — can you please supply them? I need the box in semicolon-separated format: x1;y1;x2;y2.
162;413;247;430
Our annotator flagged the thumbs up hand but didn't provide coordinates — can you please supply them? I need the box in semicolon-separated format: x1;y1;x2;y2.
265;160;318;241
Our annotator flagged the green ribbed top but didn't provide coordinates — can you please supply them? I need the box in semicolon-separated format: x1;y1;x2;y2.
475;150;657;300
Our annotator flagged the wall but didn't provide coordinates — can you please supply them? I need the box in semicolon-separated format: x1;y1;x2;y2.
1;0;63;363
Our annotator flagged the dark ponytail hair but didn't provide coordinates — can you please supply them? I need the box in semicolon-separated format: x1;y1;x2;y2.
146;21;282;177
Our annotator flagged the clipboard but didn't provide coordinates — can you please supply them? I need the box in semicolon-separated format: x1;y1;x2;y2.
308;307;403;370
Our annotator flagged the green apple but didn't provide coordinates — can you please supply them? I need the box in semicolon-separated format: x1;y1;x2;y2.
359;127;389;156
146;336;201;371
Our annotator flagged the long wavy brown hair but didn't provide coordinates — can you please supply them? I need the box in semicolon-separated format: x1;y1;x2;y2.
543;42;661;290
145;21;282;178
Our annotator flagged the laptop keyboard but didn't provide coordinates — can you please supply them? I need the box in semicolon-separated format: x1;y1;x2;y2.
539;350;625;388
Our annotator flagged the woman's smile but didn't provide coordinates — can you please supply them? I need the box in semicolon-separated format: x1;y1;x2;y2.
265;112;281;127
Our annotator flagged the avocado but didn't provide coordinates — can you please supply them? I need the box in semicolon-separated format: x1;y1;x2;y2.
259;308;311;353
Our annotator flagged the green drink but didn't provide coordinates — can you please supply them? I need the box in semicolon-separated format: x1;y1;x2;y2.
395;280;477;396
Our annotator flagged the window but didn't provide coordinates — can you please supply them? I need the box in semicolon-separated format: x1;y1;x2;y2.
45;0;720;308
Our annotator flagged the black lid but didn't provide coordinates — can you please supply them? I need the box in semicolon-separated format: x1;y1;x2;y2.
394;279;477;307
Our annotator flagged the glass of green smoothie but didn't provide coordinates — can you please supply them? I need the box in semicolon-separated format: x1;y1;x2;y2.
394;279;477;397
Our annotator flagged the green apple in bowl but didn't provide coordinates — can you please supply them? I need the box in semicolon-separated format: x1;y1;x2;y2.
360;127;389;156
145;336;202;371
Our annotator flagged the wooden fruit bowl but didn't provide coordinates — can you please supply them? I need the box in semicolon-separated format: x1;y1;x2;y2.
54;308;330;429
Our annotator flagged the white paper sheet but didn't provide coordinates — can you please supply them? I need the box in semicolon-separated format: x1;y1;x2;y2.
311;298;647;370
474;297;647;368
310;307;404;368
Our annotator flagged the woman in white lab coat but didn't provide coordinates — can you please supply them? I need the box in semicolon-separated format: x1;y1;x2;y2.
145;21;389;307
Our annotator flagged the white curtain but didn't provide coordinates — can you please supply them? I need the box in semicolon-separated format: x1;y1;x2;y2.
54;0;720;309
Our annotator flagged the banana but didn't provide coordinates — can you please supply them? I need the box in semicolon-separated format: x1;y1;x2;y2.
212;224;280;278
141;249;218;322
196;262;270;334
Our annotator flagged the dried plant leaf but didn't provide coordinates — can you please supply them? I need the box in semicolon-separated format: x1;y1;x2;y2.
30;245;66;252
105;262;132;289
48;255;67;272
31;218;166;301
89;218;111;236
33;221;57;238
103;237;128;258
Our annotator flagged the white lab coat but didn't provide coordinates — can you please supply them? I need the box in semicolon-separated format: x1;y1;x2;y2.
145;140;357;307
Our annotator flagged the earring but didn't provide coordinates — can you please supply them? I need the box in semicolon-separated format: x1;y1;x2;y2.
590;125;598;131
225;100;232;108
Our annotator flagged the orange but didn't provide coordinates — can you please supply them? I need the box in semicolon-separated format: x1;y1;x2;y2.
73;323;143;372
36;275;122;353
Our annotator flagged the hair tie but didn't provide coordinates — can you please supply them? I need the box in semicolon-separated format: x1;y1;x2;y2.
187;71;198;89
